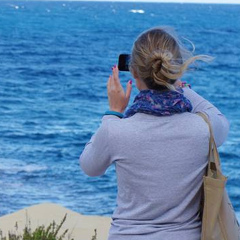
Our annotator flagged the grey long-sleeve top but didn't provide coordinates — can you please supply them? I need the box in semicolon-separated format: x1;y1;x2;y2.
79;87;230;240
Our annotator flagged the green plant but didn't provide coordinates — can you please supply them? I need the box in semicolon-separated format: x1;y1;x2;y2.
0;214;97;240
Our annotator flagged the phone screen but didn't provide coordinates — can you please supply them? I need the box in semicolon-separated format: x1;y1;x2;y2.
118;54;131;71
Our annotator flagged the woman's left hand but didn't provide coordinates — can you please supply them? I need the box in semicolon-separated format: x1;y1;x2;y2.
174;79;182;88
107;65;132;113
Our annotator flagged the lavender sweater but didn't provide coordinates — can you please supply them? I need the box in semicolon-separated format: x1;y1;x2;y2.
79;87;229;240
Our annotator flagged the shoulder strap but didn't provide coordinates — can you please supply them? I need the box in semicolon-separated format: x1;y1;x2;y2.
197;112;220;177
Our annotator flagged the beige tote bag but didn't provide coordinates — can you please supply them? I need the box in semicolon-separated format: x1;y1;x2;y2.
197;112;240;240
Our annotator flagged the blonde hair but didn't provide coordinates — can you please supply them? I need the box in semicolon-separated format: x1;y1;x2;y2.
129;26;213;91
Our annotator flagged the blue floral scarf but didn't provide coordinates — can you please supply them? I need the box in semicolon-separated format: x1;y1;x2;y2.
123;88;192;118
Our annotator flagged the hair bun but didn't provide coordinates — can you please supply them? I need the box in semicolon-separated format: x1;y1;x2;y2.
146;49;173;72
152;59;162;72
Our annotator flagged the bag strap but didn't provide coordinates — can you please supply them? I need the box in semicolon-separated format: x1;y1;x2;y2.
197;112;221;178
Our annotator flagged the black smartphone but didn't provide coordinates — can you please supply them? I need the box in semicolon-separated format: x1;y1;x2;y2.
118;54;131;71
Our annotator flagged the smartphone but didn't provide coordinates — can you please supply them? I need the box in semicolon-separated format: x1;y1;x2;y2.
118;54;131;71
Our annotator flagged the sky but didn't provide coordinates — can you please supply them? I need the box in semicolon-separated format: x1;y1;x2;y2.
60;0;240;4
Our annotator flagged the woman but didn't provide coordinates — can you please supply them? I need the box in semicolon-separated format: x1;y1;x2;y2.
79;27;229;240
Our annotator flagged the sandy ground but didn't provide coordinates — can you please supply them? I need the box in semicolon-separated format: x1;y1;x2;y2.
0;203;112;240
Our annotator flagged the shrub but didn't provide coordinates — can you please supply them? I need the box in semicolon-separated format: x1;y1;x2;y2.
0;214;97;240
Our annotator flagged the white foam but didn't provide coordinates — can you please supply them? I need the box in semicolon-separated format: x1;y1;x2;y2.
9;4;19;9
0;160;47;174
21;164;48;173
130;9;145;14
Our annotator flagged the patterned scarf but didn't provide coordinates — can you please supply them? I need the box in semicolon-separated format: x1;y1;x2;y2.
123;88;192;118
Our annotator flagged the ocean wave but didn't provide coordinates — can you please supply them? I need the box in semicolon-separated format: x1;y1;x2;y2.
0;160;48;174
129;9;145;14
199;28;239;35
9;4;20;10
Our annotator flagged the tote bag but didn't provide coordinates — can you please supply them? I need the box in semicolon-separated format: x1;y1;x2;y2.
197;112;240;240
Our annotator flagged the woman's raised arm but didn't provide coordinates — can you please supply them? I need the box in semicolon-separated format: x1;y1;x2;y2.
79;115;116;177
183;87;230;147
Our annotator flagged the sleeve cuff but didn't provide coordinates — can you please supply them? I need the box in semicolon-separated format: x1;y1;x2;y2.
104;110;123;118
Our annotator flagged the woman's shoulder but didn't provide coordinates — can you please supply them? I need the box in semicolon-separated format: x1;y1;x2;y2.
100;112;210;152
102;111;209;123
102;112;210;135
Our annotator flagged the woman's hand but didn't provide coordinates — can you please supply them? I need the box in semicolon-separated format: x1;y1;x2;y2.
174;79;182;88
174;79;191;89
107;65;132;113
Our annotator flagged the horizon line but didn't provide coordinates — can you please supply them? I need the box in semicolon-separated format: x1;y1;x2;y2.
8;0;240;4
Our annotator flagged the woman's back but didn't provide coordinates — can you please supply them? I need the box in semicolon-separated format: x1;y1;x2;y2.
105;112;208;240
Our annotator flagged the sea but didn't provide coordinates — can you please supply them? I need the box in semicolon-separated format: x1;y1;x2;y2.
0;0;240;221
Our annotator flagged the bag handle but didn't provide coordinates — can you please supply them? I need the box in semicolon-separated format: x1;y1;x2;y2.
197;112;221;178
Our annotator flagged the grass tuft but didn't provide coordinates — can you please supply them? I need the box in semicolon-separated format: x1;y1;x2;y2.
0;214;97;240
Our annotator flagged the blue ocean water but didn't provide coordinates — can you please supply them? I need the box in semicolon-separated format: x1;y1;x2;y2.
0;1;240;220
